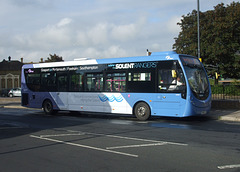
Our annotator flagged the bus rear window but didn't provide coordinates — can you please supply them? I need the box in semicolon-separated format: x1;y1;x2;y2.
25;73;41;91
24;69;41;91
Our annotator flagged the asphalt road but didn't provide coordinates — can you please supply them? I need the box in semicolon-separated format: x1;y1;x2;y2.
0;108;240;172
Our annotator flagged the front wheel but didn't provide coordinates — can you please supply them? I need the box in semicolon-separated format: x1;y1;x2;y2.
134;102;151;121
43;100;56;115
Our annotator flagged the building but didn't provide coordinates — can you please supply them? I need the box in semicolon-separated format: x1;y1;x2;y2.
0;56;60;94
0;56;23;91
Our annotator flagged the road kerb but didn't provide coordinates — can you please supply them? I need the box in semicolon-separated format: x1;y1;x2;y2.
1;105;28;109
219;116;240;122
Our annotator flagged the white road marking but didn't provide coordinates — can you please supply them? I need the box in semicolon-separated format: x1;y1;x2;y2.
30;130;187;158
39;133;85;138
106;142;167;150
30;135;138;158
217;164;240;170
66;130;188;146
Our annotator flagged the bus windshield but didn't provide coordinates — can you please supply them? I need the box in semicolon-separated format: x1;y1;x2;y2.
180;56;209;100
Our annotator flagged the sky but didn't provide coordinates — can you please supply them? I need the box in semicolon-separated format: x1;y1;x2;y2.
0;0;235;62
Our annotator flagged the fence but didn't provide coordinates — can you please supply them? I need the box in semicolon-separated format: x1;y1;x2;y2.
211;85;240;100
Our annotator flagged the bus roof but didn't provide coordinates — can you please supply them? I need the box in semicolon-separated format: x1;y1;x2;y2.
96;51;178;64
23;51;181;69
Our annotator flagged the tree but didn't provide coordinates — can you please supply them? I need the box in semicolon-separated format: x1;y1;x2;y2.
45;54;64;62
173;2;240;78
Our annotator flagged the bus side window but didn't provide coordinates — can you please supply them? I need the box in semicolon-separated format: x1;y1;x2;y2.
41;72;56;92
106;73;126;92
86;73;103;92
69;73;83;92
57;73;68;92
127;71;154;93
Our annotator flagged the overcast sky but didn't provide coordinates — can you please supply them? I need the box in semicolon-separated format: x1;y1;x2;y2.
0;0;234;62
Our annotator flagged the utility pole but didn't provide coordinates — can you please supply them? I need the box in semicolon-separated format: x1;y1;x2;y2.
197;0;200;59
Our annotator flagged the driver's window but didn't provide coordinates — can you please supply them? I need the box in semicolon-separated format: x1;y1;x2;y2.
158;61;186;92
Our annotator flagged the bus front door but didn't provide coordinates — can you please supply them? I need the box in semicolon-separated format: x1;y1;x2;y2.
157;62;186;116
152;93;184;117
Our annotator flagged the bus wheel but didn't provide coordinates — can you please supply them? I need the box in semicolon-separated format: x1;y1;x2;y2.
43;100;54;115
134;102;151;121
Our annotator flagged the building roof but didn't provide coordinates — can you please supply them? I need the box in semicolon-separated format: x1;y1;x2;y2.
0;59;23;71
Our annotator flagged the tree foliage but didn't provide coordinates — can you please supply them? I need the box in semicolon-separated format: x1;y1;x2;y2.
173;2;240;78
45;54;64;62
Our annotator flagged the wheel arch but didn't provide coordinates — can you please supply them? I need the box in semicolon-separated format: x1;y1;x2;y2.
41;96;59;110
42;98;52;108
132;100;152;116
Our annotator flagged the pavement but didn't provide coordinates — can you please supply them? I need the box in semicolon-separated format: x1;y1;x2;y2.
209;109;240;122
0;97;240;122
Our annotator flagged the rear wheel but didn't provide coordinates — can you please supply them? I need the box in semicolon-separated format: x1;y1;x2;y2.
134;102;151;121
43;100;55;115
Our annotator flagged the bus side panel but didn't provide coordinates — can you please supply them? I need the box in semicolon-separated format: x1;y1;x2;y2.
50;92;68;110
100;93;132;114
22;91;60;111
151;94;187;117
122;93;187;117
67;92;132;114
27;91;44;109
68;92;103;112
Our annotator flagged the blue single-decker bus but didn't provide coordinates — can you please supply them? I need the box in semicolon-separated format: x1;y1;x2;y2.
21;51;211;120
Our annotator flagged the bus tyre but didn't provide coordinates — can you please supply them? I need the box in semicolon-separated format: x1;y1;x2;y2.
134;102;151;121
43;100;54;115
